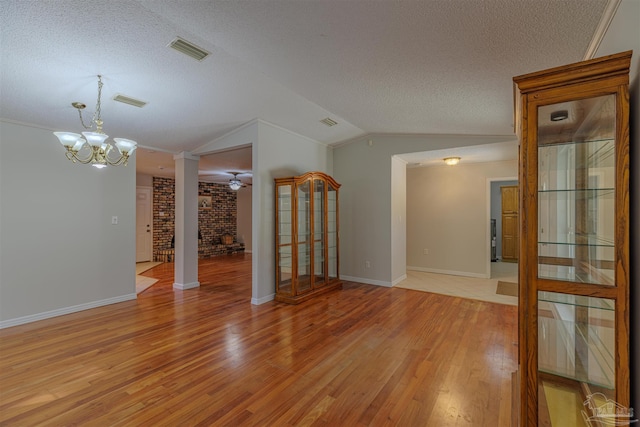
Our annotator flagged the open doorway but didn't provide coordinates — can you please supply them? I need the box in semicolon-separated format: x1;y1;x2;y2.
134;145;253;296
488;178;518;280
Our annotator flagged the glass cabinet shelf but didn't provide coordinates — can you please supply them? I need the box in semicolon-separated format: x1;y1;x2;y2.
538;239;614;247
538;292;615;310
538;137;615;147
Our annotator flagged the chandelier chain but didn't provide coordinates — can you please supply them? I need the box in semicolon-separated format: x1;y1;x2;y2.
76;75;103;130
94;75;103;125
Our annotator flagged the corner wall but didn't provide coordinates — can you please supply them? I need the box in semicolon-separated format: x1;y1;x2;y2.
0;121;136;328
194;119;332;304
333;134;517;286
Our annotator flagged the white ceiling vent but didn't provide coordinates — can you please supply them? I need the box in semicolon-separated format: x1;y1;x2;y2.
168;37;210;61
113;94;147;108
320;117;338;127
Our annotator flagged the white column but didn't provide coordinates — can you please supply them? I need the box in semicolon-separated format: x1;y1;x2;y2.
173;152;200;290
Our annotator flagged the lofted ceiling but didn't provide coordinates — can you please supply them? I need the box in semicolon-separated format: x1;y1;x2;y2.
1;0;610;179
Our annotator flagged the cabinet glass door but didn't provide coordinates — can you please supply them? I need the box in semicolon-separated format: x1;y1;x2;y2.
538;291;615;425
297;180;312;293
327;183;338;279
313;179;326;286
536;94;618;425
537;95;616;285
277;184;293;295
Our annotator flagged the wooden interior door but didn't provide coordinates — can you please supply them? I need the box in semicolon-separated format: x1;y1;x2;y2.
136;187;153;262
501;185;518;262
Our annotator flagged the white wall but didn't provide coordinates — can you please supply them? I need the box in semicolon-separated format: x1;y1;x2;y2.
195;119;332;304
406;160;517;278
594;0;640;414
253;121;332;302
333;134;517;286
0;121;136;327
390;156;406;285
136;173;153;187
236;186;252;251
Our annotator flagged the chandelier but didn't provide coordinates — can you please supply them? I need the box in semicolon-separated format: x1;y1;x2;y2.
229;173;243;191
53;75;137;169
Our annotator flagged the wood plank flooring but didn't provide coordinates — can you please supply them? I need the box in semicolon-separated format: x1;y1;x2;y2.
0;254;517;426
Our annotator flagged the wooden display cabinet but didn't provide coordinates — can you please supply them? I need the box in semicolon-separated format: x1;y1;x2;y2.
275;171;342;304
513;51;632;426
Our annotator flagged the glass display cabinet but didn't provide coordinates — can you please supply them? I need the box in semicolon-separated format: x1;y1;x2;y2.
275;171;341;304
513;51;631;426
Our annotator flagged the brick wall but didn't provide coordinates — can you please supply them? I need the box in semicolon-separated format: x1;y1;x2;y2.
198;181;237;246
153;177;175;252
152;177;238;258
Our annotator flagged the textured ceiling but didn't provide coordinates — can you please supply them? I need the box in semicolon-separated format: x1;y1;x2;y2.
1;0;609;178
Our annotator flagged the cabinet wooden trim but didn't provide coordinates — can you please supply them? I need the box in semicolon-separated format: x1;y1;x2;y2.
513;51;631;427
274;171;342;304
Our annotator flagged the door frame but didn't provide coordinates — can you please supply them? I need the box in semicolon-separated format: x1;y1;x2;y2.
486;176;518;278
136;186;153;263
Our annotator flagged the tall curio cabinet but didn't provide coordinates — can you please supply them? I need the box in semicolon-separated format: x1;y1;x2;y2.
513;51;632;426
275;171;341;304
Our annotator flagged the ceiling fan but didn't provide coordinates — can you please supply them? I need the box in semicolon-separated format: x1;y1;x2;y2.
228;172;249;191
198;171;252;190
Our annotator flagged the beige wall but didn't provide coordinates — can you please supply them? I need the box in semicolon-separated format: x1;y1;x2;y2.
0;121;136;327
406;159;517;277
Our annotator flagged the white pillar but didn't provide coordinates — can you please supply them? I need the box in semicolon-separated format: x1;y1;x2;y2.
173;152;200;290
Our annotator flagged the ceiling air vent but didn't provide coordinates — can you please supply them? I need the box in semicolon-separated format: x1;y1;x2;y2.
113;94;147;108
320;117;338;127
169;37;210;61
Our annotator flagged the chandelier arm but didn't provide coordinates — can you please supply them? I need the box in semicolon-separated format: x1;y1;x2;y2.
103;145;129;166
104;153;128;166
66;147;98;164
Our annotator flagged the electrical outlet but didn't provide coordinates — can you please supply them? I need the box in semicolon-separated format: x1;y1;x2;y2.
365;261;371;268
112;216;118;225
423;248;429;255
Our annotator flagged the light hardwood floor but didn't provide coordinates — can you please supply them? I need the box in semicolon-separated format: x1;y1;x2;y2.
398;262;518;306
0;254;517;426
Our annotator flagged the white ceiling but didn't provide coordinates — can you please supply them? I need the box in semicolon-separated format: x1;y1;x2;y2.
1;0;610;178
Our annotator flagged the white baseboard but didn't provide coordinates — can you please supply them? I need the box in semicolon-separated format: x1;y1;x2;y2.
406;266;489;279
245;250;253;254
392;274;407;286
252;293;275;305
173;281;200;290
341;275;393;287
0;293;137;329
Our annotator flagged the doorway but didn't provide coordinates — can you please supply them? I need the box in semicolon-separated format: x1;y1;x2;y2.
488;178;518;278
136;186;153;262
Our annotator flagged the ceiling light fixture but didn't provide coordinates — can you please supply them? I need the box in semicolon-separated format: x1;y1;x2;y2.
444;157;461;166
550;110;569;121
53;75;137;169
229;173;243;191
